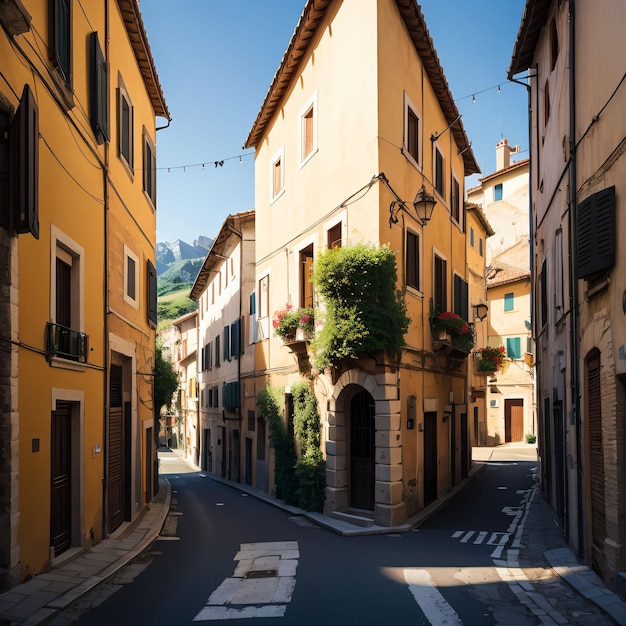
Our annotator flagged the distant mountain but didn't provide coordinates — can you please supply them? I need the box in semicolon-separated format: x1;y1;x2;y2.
156;237;212;275
155;237;211;325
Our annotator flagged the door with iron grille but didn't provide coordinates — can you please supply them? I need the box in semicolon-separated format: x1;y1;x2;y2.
350;390;375;510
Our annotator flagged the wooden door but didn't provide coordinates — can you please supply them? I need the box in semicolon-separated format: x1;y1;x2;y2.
350;390;375;510
51;402;72;556
423;412;438;505
108;364;124;532
505;399;524;442
587;352;606;555
460;412;468;479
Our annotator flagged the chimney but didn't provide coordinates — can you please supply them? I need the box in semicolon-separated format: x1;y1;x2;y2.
496;139;511;171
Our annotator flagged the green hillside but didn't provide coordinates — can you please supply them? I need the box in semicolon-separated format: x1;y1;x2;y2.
156;257;203;327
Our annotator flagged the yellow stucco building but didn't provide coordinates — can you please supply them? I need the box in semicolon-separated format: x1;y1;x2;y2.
245;0;480;526
0;0;168;586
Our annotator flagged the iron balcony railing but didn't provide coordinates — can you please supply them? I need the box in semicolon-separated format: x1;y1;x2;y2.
46;322;88;363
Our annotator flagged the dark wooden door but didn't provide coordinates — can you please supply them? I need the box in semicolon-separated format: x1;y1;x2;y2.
245;437;253;485
423;412;438;505
505;399;524;442
108;364;124;532
587;352;606;556
51;402;72;556
461;412;468;479
350;390;375;510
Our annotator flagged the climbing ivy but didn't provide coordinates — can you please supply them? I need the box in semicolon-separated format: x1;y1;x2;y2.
257;384;326;512
312;243;410;369
291;382;326;512
257;385;297;504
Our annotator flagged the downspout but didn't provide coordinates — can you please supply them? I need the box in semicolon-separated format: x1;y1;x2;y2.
567;0;583;558
102;0;111;538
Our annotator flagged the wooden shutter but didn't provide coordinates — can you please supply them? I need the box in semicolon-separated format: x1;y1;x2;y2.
434;255;447;312
147;260;157;328
49;0;71;84
0;109;9;229
231;319;241;357
406;231;418;289
11;84;39;238
576;186;615;278
89;32;108;144
453;275;468;320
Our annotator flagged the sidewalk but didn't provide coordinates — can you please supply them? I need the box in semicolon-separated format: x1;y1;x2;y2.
0;443;624;625
0;479;171;626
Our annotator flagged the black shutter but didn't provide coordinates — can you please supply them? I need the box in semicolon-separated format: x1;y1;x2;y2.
453;275;468;321
576;186;615;278
147;260;157;328
11;84;39;239
231;319;241;357
434;255;447;311
0;109;9;230
89;32;109;144
49;0;71;84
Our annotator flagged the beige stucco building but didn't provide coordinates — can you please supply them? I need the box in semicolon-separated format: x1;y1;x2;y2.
190;212;258;486
244;0;480;527
510;0;626;592
467;141;535;445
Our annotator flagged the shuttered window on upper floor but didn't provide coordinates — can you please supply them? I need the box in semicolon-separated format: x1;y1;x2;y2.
12;84;39;239
89;32;109;144
576;186;615;279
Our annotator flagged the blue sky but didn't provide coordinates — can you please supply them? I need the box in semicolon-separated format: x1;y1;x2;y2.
140;1;528;246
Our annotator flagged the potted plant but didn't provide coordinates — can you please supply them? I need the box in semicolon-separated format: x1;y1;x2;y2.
429;305;474;354
475;345;506;372
272;304;300;339
273;305;316;341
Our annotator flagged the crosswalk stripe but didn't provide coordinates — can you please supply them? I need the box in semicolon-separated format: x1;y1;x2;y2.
404;569;463;625
474;531;488;544
460;531;475;543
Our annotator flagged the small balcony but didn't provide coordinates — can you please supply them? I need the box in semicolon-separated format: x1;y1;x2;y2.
46;322;88;363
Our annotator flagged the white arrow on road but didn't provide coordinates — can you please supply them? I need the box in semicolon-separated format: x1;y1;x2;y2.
194;541;299;621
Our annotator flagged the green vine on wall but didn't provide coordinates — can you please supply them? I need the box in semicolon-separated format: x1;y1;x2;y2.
291;382;326;512
257;385;297;504
312;243;410;369
257;384;326;512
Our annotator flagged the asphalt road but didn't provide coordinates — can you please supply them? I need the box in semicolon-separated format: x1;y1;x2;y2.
49;452;614;625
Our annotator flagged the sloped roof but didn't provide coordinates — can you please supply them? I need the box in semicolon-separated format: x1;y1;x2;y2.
466;202;495;237
244;0;479;176
508;0;551;78
189;210;255;301
117;0;170;120
479;158;530;185
486;265;531;288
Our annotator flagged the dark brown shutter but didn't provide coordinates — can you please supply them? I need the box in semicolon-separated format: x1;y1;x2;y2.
0;109;9;229
89;32;109;144
11;84;39;239
577;186;615;278
147;260;157;328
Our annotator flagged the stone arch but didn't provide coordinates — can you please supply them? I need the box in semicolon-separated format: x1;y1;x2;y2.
323;367;406;527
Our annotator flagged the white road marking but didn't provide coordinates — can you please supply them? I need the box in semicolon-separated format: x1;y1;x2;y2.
473;531;488;544
404;569;462;625
460;531;475;543
194;541;299;621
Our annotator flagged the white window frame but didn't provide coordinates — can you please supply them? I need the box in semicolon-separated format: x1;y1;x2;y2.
402;92;422;170
270;146;285;203
298;91;318;168
50;226;85;370
124;244;140;308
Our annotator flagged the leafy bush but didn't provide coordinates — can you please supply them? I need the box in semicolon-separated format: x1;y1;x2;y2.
525;432;537;444
312;244;410;369
291;382;325;512
257;386;297;504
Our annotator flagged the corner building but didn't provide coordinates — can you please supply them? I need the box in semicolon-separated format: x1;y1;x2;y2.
245;0;480;526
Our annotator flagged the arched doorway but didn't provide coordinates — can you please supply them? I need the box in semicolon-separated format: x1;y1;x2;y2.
350;389;375;510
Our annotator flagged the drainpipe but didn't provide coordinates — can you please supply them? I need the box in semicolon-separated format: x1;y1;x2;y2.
567;0;583;558
101;0;110;540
